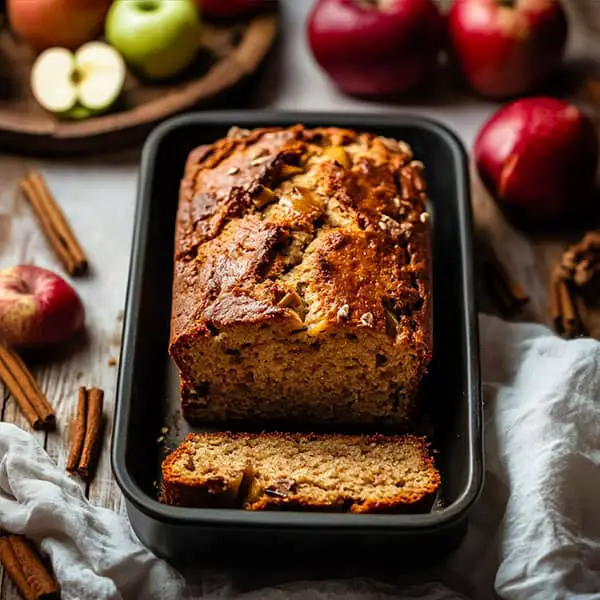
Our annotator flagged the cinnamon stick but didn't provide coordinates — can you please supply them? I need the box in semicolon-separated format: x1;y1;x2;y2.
66;387;104;480
0;535;59;600
0;345;55;431
79;387;104;479
549;266;589;338
482;247;529;315
558;278;577;337
549;273;562;331
0;536;33;600
573;292;590;336
66;387;88;472
19;171;88;276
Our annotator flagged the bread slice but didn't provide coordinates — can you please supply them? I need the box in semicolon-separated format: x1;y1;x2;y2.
161;432;440;513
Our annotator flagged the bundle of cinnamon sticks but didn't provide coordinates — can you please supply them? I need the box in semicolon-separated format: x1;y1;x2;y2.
0;533;59;600
66;387;104;480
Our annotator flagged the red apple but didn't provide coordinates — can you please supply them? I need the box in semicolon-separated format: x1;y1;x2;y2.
197;0;273;18
307;0;444;97
0;265;85;349
475;97;598;225
8;0;112;50
448;0;568;99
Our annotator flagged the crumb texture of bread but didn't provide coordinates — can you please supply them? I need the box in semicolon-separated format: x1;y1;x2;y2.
161;432;440;513
169;125;432;426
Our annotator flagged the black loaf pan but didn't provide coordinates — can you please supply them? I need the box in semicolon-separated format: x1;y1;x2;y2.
112;111;483;568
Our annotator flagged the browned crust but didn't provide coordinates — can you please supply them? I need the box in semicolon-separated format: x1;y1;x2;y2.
161;432;440;513
169;125;432;380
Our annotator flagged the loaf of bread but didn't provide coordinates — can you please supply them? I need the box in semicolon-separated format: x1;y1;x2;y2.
161;432;440;512
169;125;432;426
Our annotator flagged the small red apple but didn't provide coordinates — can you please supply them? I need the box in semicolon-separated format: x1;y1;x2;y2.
0;265;85;349
307;0;444;97
197;0;273;18
447;0;568;99
475;97;598;225
8;0;112;50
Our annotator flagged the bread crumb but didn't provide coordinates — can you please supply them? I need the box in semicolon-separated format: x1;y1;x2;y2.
108;356;117;367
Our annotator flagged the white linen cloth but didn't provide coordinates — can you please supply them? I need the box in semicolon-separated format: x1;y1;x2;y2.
1;314;599;599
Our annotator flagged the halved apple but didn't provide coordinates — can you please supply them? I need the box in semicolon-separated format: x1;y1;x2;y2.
31;41;126;118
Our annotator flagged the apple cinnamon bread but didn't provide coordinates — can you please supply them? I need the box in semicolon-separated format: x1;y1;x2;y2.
161;432;440;512
169;125;432;426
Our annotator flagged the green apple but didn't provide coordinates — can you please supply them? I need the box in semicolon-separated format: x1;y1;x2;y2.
105;0;201;81
31;41;126;118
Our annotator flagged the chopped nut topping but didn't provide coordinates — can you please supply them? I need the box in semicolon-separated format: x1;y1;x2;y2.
399;164;425;199
400;222;413;237
251;148;270;159
378;136;412;157
227;126;251;139
337;304;350;321
379;214;401;236
253;186;276;208
378;136;399;151
409;161;426;192
227;167;240;175
250;155;271;166
397;141;412;155
323;146;350;168
420;212;430;223
359;312;374;328
380;214;399;226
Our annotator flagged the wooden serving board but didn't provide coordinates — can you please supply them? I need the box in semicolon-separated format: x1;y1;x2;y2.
0;12;278;156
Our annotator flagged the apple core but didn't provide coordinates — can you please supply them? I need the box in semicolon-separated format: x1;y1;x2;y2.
138;1;160;11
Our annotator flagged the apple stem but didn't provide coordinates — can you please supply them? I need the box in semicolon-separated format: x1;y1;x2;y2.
355;0;379;9
13;277;29;294
496;0;516;7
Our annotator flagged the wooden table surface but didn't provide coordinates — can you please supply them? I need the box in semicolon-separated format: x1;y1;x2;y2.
1;2;599;598
0;152;141;598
